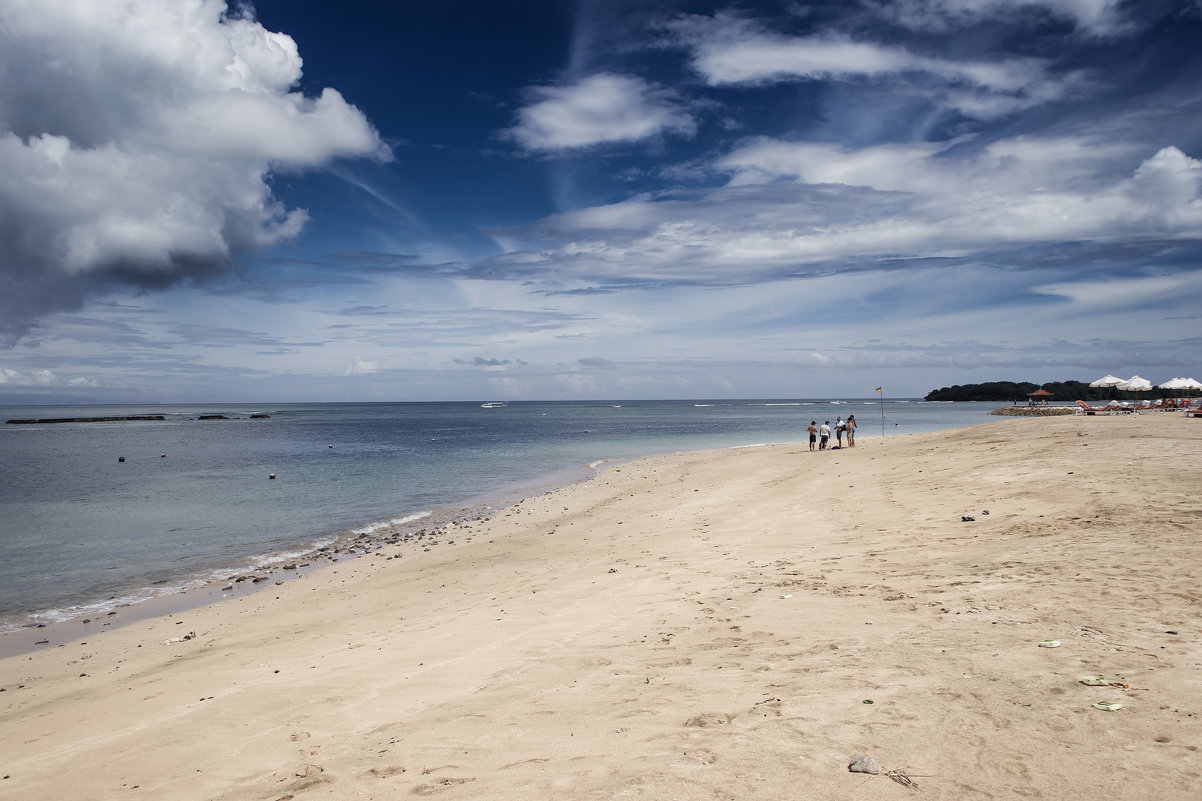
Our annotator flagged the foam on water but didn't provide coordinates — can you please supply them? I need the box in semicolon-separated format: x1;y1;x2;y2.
351;511;432;536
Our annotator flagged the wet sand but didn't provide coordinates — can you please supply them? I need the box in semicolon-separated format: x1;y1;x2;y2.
1;414;1199;800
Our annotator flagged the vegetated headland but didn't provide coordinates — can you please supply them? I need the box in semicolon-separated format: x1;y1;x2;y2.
924;379;1196;403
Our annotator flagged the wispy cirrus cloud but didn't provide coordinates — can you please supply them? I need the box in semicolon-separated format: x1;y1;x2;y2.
669;12;1083;121
873;0;1133;37
475;139;1202;286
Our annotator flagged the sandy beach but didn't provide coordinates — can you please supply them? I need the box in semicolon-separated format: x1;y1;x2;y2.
2;413;1199;800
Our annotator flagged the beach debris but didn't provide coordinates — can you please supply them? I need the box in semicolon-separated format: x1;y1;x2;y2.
884;768;922;788
1038;639;1061;647
1080;674;1109;685
862;699;874;704
849;755;926;788
162;630;196;644
961;515;975;521
848;755;881;774
1092;700;1124;711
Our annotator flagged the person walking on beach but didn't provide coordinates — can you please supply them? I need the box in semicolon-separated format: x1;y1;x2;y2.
835;416;845;447
819;420;831;450
806;420;818;451
846;414;856;447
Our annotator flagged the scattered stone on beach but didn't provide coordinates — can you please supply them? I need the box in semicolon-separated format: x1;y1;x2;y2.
848;755;881;774
161;630;196;645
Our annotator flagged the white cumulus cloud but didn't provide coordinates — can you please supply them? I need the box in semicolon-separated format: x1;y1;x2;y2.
506;73;695;151
0;0;388;345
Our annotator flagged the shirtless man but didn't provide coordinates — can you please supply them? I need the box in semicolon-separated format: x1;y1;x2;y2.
806;420;818;451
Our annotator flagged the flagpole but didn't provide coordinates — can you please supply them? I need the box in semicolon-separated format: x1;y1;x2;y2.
878;386;885;437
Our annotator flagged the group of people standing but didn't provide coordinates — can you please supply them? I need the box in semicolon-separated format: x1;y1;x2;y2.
805;415;855;451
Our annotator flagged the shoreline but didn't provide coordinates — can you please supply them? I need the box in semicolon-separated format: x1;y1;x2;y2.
0;447;623;648
4;415;1198;799
0;502;499;658
0;450;691;657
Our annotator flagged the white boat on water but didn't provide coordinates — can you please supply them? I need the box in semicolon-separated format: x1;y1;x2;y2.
480;401;508;408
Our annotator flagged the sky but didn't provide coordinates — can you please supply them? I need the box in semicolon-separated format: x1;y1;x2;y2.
1;0;1201;403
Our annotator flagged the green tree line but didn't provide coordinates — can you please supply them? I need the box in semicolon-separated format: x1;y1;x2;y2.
922;380;1196;402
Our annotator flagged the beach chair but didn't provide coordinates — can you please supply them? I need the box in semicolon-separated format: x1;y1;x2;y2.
1076;400;1121;415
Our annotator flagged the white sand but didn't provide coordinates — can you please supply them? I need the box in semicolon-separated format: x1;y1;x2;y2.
2;414;1200;800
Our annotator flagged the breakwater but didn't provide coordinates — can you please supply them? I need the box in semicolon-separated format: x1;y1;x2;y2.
989;406;1076;416
6;414;270;424
5;415;168;424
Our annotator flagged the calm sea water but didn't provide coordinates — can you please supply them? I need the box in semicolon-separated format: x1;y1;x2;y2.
0;399;1007;629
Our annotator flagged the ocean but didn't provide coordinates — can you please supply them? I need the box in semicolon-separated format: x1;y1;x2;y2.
0;399;1009;630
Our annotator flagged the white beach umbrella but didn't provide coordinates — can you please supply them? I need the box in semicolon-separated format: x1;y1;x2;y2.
1156;377;1187;405
1088;373;1125;401
1181;377;1202;390
1118;375;1155;406
1118;375;1153;391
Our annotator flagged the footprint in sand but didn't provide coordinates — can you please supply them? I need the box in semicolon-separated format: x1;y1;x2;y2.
368;765;407;778
411;777;476;795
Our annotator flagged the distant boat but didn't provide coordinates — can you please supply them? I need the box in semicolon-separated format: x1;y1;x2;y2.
480;401;509;408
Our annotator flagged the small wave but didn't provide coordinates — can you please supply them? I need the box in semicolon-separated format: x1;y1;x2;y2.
351;511;431;536
0;580;207;634
253;535;339;567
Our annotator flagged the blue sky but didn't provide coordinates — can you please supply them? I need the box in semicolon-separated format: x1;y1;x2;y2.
2;0;1201;403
